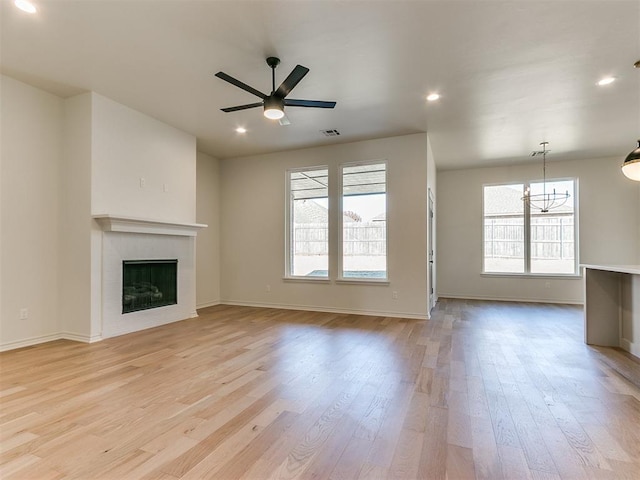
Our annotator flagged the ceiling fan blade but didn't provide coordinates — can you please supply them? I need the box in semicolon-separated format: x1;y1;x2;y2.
221;102;263;113
215;72;267;99
278;114;291;126
275;65;309;98
284;99;336;109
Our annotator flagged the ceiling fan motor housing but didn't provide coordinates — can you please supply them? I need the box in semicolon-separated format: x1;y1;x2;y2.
266;57;281;69
264;96;284;109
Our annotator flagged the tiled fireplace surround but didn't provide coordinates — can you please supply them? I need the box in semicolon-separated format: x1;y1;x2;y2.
94;215;206;339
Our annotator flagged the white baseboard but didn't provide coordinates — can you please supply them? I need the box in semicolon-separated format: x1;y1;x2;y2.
620;338;640;358
0;334;63;352
60;332;101;343
220;299;428;320
437;293;583;305
196;300;221;309
0;331;103;352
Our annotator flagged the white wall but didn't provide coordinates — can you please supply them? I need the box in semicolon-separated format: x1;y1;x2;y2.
196;151;221;307
0;75;63;349
437;156;640;303
219;133;429;318
59;93;93;340
91;93;196;222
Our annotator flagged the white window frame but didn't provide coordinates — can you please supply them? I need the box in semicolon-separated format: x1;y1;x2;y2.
284;165;331;282
337;160;389;284
481;178;579;277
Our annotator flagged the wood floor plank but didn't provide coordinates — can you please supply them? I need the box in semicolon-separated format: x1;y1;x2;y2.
0;454;40;478
327;434;372;479
267;379;366;479
295;415;360;479
364;380;414;469
416;405;448;479
387;428;424;480
180;410;298;480
446;444;476;480
546;401;612;471
486;390;520;448
356;462;389;479
498;444;534;480
240;399;337;478
159;392;281;477
1;300;639;479
471;415;504;480
539;423;591;479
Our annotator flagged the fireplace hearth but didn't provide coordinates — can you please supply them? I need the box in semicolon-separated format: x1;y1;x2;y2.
122;260;177;314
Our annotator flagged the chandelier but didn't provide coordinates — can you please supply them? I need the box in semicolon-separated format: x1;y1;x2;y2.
522;142;570;213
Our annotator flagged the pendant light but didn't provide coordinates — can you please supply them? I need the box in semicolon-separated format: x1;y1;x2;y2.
522;142;570;213
623;61;640;181
621;140;640;181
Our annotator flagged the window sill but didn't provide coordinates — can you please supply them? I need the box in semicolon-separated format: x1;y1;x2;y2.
283;276;331;284
335;278;390;285
281;277;391;285
481;272;582;279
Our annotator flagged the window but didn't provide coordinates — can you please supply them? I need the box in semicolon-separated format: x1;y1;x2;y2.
483;179;577;275
287;167;329;277
341;162;387;279
483;184;525;273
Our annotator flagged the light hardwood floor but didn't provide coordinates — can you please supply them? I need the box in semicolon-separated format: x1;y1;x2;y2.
1;299;639;479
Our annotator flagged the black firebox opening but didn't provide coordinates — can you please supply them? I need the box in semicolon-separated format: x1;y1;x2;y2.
122;259;177;314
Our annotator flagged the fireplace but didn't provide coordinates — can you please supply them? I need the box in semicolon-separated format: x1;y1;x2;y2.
122;259;177;314
94;215;206;339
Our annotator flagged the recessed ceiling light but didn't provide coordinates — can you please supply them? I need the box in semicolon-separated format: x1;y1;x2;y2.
14;0;37;13
597;76;616;86
235;127;247;134
426;93;440;102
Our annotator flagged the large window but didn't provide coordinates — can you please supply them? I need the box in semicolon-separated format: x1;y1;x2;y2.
483;179;577;275
484;184;526;273
341;162;387;279
288;167;329;277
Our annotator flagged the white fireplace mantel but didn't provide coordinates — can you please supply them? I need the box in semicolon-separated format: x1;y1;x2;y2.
93;214;207;237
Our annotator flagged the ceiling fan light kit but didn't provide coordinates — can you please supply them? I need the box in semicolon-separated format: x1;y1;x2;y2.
215;57;336;125
621;140;640;181
263;96;285;119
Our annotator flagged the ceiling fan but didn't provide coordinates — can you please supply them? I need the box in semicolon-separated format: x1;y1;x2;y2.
215;57;336;125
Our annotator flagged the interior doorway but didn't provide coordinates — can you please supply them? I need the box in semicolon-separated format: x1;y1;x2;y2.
428;189;436;312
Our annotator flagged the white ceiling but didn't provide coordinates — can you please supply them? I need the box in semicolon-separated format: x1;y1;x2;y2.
1;0;639;169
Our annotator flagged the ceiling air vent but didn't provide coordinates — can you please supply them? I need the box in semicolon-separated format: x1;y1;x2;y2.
320;129;341;137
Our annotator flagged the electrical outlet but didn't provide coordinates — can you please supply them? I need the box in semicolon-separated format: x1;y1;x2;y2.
19;308;28;320
392;291;398;300
163;183;168;192
139;177;146;188
266;284;271;293
545;281;551;289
